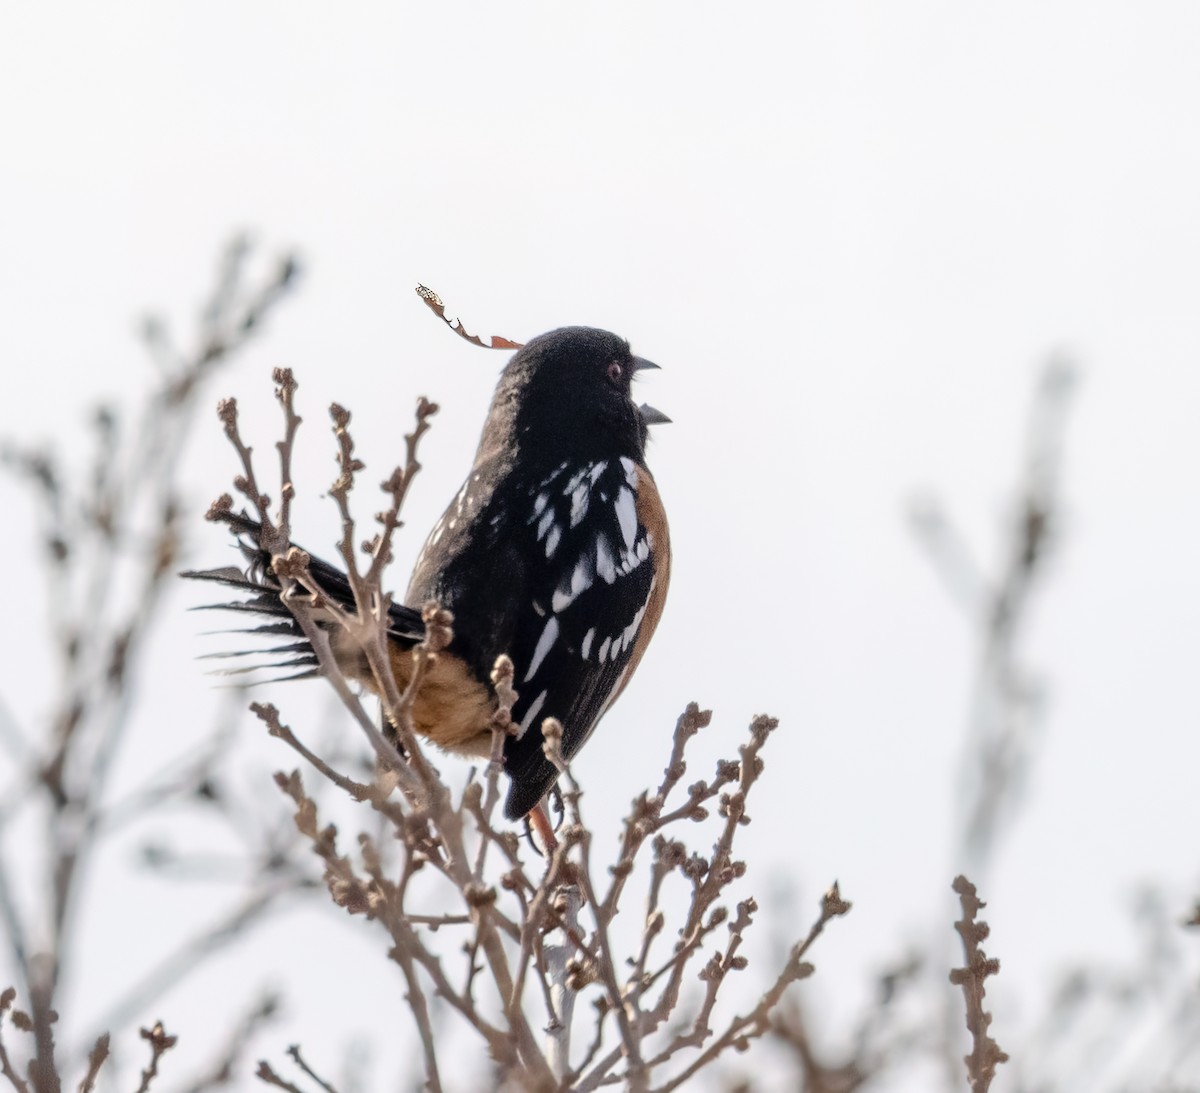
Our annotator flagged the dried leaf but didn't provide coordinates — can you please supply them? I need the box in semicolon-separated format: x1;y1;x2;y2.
415;284;524;350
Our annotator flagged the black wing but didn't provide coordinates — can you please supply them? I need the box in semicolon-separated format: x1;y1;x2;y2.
502;457;661;818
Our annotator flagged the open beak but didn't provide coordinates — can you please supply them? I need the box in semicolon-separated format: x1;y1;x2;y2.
632;358;669;423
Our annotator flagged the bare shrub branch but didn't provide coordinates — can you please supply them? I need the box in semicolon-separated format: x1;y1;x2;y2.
133;1023;178;1093
200;371;843;1092
76;1034;109;1093
911;358;1078;874
949;876;1007;1092
0;988;31;1093
0;239;305;1087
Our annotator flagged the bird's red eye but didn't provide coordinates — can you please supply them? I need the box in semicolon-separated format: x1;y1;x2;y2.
607;361;624;384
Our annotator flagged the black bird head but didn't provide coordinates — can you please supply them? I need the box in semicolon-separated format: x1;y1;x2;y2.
478;327;666;472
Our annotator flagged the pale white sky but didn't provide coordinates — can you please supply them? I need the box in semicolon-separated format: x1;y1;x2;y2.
3;4;1200;1090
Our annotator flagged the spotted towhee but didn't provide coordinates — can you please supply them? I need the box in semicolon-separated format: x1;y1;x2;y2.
188;327;671;843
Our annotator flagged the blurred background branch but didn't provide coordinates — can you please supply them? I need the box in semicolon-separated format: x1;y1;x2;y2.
0;240;308;1090
911;358;1077;877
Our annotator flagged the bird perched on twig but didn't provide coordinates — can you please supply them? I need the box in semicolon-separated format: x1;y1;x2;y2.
186;327;671;848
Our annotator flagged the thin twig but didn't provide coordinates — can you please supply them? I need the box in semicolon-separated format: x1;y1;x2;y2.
647;885;851;1093
0;988;31;1093
255;1063;306;1093
949;876;1007;1093
133;1023;178;1093
76;1033;109;1093
285;1046;339;1093
544;883;584;1079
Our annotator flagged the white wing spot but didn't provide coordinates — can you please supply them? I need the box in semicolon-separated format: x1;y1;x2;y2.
615;487;638;551
552;555;594;612
564;466;589;494
620;456;637;484
525;616;560;682
595;533;617;583
545;525;561;557
598;635;611;663
570;481;591;527
518;690;548;736
622;601;649;652
581;627;595;659
539;460;570;487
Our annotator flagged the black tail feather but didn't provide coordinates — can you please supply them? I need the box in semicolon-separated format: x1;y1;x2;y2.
183;510;425;683
181;565;261;590
189;600;296;618
198;622;305;638
206;656;320;677
196;642;313;661
261;668;322;683
210;667;321;688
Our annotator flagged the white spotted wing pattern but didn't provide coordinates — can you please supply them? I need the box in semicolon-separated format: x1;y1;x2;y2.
503;456;662;815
